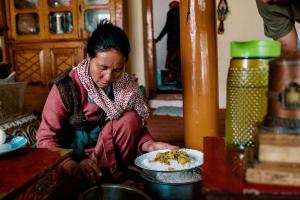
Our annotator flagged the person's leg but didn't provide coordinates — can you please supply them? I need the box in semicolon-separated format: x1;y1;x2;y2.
111;111;142;167
277;26;298;55
173;48;182;87
167;48;181;87
93;111;142;181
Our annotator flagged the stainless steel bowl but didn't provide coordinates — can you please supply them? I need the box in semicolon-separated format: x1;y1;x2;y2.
80;184;151;200
141;169;202;200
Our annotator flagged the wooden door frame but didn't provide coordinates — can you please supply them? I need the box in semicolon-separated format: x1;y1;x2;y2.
145;0;182;99
145;0;157;98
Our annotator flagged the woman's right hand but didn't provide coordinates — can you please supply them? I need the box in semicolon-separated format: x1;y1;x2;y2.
77;158;101;183
67;156;101;183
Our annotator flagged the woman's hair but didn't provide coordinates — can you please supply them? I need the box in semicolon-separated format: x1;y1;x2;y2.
87;20;130;60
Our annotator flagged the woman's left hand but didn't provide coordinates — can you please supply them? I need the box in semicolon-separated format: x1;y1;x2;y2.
141;140;179;152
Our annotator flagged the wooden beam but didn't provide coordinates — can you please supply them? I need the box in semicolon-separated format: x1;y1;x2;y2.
181;0;219;150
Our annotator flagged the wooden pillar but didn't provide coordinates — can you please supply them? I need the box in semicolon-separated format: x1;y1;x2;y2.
180;0;219;150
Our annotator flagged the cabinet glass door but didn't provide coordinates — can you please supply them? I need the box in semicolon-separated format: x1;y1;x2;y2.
45;0;77;39
80;0;122;38
10;0;44;40
49;12;73;34
14;0;37;9
47;0;72;7
16;13;39;35
84;0;109;4
14;0;39;35
84;9;110;32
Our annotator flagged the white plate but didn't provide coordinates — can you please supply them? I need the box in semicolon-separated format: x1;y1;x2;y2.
134;148;203;172
0;136;27;155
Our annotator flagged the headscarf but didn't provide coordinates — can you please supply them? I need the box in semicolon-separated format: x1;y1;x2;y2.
169;1;179;8
76;59;149;124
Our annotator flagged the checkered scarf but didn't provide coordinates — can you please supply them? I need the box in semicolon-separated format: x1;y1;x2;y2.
76;59;149;124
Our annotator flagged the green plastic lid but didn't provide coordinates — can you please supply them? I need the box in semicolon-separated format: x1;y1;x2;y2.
230;40;281;58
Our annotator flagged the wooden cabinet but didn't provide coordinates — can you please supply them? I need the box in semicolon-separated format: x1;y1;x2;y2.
0;0;7;35
0;0;8;63
4;0;124;112
10;41;85;111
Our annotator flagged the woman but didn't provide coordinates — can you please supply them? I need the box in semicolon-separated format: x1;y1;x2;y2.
36;20;177;197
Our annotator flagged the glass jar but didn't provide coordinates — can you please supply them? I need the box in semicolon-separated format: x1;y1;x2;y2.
225;40;280;149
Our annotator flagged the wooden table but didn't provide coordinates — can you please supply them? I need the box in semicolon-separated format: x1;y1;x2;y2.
202;137;300;199
0;148;71;200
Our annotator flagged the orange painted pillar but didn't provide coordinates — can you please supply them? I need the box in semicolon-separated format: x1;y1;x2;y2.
180;0;219;150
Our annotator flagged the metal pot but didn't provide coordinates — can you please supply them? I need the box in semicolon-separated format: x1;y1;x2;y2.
262;51;300;133
49;12;66;34
80;184;151;200
141;169;202;200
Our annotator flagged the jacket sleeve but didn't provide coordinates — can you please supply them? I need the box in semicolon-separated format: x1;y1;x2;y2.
137;126;154;156
156;10;171;41
157;24;168;41
36;85;68;148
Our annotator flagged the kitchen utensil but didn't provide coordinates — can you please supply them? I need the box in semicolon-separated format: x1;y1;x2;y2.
262;51;300;133
0;136;27;155
141;168;202;200
80;184;151;200
50;12;66;33
94;176;103;200
134;148;203;172
128;164;202;200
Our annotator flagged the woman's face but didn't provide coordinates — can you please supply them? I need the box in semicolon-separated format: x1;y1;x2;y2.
89;49;126;89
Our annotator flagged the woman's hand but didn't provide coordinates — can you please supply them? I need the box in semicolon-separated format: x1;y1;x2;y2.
141;140;179;152
66;154;101;183
77;158;101;183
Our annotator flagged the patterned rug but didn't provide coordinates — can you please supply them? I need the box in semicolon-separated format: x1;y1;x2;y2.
152;106;183;117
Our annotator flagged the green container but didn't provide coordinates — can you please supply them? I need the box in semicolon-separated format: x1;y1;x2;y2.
225;40;280;149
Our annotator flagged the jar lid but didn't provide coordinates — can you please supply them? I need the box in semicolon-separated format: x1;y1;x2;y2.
231;40;281;58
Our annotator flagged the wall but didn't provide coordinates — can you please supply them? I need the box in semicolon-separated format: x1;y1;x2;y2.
217;0;267;108
126;0;147;87
153;0;171;70
128;0;299;108
216;0;300;108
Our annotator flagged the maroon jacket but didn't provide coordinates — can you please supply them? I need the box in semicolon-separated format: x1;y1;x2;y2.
36;69;153;173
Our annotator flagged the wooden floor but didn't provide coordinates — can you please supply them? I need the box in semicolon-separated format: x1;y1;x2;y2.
147;113;185;147
146;109;225;148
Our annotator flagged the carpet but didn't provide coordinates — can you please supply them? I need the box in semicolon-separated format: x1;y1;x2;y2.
152;106;183;117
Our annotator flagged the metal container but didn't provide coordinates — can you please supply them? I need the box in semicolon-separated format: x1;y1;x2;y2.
80;184;151;200
50;12;66;34
141;170;202;200
225;40;281;149
262;51;300;134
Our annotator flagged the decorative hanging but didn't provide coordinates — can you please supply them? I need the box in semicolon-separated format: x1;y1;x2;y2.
217;0;229;34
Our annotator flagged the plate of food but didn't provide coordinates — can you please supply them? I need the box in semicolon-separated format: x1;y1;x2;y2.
134;148;203;172
0;136;28;155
